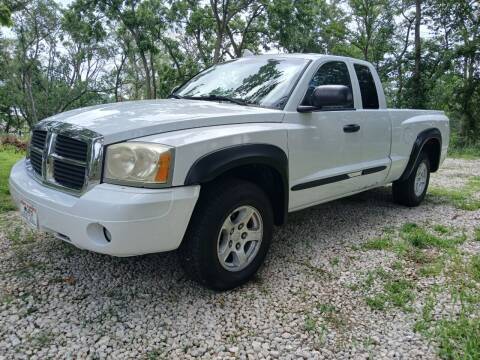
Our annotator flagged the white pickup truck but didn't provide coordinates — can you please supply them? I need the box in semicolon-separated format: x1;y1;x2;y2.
9;54;449;290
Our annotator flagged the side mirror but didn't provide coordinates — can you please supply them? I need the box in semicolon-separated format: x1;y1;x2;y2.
298;85;353;113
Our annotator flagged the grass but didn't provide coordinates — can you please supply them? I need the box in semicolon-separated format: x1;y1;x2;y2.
362;236;392;250
366;277;415;311
361;229;480;358
304;315;317;332
30;330;54;348
436;317;480;359
428;176;480;211
146;349;167;360
361;224;465;268
400;223;467;250
365;295;387;310
329;256;340;266
316;303;346;328
384;223;480;359
0;144;25;213
448;145;480;160
414;293;437;333
317;303;337;314
419;257;445;277
433;224;451;235
361;221;480;359
469;255;480;282
384;279;415;308
448;138;480;159
6;225;36;247
395;224;467;271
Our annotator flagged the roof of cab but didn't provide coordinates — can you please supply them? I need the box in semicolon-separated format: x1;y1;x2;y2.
247;53;325;60
247;53;372;66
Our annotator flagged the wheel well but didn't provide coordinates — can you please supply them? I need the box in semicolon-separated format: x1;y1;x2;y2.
202;164;287;226
422;138;441;172
399;128;442;182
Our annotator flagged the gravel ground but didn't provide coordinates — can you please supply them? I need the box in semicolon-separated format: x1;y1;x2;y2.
0;158;479;359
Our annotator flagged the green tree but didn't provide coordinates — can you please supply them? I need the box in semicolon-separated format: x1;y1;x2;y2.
0;0;479;150
0;3;12;26
0;0;111;129
425;0;480;144
348;0;396;66
266;0;349;54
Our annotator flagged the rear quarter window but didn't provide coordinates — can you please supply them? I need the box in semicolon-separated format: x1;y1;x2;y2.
353;64;379;109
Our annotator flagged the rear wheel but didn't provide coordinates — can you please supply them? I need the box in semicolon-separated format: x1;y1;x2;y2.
392;152;431;207
179;178;273;290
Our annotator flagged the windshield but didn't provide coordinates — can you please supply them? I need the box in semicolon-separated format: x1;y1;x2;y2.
175;57;310;109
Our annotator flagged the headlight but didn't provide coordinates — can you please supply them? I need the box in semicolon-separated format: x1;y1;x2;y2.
104;142;173;187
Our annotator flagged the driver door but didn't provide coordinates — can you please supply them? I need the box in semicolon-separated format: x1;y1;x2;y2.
286;60;387;211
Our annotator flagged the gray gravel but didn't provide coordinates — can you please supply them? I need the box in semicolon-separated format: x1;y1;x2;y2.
1;158;479;359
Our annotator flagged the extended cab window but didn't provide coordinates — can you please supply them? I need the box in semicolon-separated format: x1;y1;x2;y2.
302;61;353;107
354;64;379;109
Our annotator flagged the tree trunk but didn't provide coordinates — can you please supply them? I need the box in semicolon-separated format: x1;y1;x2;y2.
150;53;157;99
25;71;38;127
413;0;422;108
213;30;223;63
114;54;126;102
414;0;421;77
139;50;152;99
397;64;403;106
211;0;227;64
4;112;11;133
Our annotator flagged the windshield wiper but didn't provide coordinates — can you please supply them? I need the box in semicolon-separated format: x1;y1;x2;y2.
182;94;248;106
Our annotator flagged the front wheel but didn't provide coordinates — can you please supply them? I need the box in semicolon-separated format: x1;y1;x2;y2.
392;152;431;207
179;178;273;290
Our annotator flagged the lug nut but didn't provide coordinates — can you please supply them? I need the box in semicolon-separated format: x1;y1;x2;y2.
230;228;234;235
238;223;244;230
236;243;241;250
241;232;247;239
228;240;233;248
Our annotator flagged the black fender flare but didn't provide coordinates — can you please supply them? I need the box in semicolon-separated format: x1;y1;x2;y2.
398;128;442;182
184;144;289;224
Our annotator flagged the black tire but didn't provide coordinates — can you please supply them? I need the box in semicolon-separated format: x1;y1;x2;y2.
392;152;431;207
178;178;273;290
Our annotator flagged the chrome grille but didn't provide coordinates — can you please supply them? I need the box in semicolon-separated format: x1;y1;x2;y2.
31;130;47;149
26;121;103;196
29;149;43;175
55;135;88;162
53;159;86;190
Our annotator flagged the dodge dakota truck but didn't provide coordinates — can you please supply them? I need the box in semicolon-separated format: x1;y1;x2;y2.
9;54;449;290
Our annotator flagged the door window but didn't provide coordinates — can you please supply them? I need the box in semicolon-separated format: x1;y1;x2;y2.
353;64;379;109
302;61;353;107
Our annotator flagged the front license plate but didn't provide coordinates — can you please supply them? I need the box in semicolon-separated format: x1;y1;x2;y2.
20;200;38;229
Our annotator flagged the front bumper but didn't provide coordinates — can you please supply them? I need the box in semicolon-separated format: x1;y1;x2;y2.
9;159;200;256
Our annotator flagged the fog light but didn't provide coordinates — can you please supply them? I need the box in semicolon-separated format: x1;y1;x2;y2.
103;227;112;242
87;223;111;246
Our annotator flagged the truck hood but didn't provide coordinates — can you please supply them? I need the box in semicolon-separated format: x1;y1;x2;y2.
43;99;284;144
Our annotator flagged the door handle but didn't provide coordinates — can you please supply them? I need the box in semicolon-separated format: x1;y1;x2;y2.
343;124;360;133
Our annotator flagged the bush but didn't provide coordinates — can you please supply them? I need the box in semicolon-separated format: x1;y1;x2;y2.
448;133;480;159
0;134;28;151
